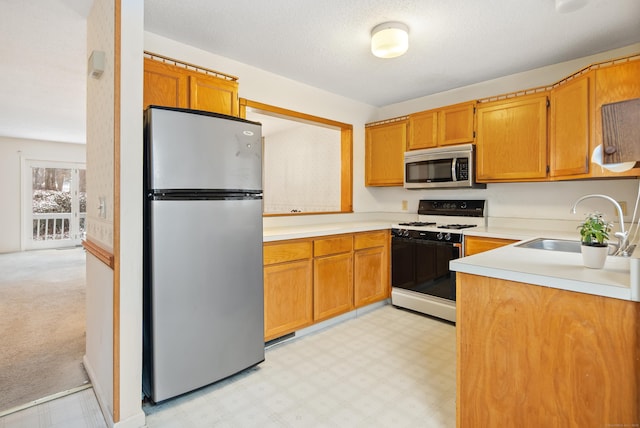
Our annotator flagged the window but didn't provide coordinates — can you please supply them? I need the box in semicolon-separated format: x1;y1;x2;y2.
23;160;86;249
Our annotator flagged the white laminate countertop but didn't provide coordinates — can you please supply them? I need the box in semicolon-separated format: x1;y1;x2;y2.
263;221;393;242
451;238;640;302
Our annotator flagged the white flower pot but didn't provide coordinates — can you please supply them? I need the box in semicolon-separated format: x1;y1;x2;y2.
581;244;608;269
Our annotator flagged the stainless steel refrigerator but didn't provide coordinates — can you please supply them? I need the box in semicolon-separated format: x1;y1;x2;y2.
142;106;264;403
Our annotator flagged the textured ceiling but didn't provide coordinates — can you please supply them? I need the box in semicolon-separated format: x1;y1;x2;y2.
1;0;639;144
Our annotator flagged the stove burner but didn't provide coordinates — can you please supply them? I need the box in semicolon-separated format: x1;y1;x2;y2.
397;221;436;227
438;224;477;230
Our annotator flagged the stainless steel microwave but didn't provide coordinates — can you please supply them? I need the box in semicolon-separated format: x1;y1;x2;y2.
404;144;486;189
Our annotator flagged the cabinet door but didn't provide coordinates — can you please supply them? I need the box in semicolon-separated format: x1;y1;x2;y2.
264;259;313;341
143;58;188;109
314;252;353;322
189;74;239;116
354;246;388;307
408;110;437;150
438;101;475;146
549;74;590;177
593;60;640;178
365;120;407;186
476;94;548;181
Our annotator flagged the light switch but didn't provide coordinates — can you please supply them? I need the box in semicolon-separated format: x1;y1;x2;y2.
98;197;106;218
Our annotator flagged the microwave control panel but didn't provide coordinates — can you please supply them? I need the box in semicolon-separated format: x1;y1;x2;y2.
456;158;469;180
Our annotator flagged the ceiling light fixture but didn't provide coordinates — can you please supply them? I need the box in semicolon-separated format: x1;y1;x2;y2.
371;22;409;59
555;0;588;13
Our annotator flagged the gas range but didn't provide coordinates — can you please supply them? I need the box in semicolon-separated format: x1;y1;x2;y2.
390;199;486;322
396;222;478;229
392;200;486;237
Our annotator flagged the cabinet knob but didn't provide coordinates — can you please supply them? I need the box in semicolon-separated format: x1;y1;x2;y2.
604;146;617;155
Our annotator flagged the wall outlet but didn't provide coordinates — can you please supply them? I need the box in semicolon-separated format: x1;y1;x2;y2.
401;200;408;211
619;201;627;216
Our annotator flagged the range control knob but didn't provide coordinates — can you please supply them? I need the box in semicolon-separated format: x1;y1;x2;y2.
444;233;451;241
437;232;444;240
403;229;410;237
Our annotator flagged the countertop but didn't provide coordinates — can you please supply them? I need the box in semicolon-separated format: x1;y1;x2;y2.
262;216;639;302
263;221;393;242
451;238;640;302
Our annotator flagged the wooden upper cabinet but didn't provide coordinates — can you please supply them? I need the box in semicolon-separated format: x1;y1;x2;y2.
592;59;640;178
438;101;476;146
408;110;437;150
189;74;239;116
408;101;475;150
143;56;239;116
365;119;408;186
476;93;548;181
549;73;591;178
143;57;188;109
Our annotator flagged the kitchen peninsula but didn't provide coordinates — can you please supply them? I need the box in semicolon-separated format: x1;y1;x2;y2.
451;242;640;427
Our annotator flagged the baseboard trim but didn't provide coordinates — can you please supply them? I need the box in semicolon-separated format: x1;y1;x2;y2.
83;354;115;427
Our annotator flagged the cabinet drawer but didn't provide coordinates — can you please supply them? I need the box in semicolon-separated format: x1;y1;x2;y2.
264;240;312;265
354;230;388;250
314;235;353;257
464;236;517;256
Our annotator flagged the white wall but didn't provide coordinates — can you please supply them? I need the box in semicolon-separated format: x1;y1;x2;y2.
0;136;85;253
377;43;640;120
263;124;341;213
117;1;144;426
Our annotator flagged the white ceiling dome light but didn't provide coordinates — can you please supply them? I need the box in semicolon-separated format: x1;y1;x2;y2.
555;0;588;13
371;22;409;59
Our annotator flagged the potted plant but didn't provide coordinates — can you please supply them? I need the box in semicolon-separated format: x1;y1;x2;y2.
578;212;612;269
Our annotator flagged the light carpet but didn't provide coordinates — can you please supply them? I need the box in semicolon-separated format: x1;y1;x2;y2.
0;247;89;413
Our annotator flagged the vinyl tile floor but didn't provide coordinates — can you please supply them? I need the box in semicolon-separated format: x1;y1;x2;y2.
1;304;457;428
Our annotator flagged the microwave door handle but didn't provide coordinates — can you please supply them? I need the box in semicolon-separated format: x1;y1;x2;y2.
451;157;457;182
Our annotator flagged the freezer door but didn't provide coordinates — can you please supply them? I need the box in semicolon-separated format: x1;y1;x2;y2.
146;107;262;191
146;198;264;402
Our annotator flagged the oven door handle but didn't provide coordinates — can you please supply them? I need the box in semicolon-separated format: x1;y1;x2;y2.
454;242;462;257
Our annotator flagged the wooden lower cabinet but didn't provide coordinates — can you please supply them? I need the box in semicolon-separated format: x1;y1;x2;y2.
354;231;390;307
314;252;353;322
314;235;354;322
464;236;517;256
264;230;390;341
457;273;640;428
263;240;313;341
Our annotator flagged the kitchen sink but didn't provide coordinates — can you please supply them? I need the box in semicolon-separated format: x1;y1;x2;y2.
516;238;636;257
515;238;582;253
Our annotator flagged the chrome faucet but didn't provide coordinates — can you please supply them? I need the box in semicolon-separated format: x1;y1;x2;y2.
571;194;629;256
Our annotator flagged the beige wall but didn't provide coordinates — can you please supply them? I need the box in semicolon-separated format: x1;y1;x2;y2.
85;0;144;427
85;0;116;423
